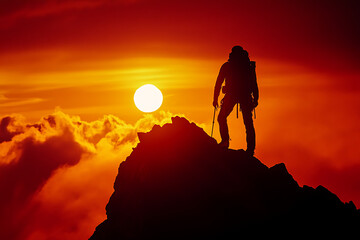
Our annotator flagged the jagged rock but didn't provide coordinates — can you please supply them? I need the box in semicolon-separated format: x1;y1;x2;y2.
90;117;360;239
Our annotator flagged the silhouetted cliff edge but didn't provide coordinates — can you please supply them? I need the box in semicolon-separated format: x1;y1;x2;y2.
90;117;359;239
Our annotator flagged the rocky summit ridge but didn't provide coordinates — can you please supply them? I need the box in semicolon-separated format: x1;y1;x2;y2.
90;117;359;239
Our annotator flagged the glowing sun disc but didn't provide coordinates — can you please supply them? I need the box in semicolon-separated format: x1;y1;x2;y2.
134;84;163;113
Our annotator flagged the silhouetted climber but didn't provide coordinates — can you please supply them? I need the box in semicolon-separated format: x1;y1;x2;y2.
213;46;259;154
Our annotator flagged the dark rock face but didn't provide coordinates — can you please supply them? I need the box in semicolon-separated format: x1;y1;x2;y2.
90;117;360;239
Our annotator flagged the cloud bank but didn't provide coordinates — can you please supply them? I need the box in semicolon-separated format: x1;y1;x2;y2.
1;108;359;240
0;110;175;240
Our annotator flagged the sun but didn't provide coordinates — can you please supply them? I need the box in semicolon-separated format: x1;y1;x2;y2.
134;84;163;113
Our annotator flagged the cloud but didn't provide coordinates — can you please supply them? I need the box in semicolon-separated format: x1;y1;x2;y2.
0;110;175;240
0;97;44;109
0;0;146;29
0;0;104;28
0;115;24;143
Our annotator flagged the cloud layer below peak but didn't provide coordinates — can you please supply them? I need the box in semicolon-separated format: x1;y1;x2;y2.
0;110;175;240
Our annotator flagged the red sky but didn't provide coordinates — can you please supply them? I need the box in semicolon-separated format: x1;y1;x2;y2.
0;1;359;239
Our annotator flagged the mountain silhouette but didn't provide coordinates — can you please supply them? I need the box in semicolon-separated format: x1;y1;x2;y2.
90;117;359;239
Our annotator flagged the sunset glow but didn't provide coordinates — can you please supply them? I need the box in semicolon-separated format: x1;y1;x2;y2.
0;1;359;240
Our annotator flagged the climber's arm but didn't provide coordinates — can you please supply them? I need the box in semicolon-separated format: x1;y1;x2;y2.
213;63;227;108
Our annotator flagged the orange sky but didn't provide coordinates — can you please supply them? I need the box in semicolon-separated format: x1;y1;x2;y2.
0;1;359;239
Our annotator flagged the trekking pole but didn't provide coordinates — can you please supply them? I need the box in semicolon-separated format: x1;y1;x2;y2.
236;103;239;119
211;106;217;138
